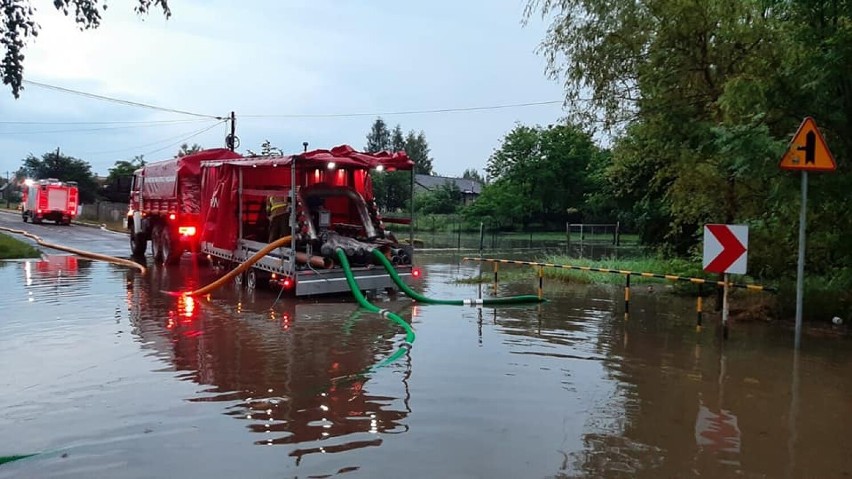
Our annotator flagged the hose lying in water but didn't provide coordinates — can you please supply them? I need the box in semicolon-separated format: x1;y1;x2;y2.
335;248;415;369
0;226;146;275
165;235;293;296
370;248;544;305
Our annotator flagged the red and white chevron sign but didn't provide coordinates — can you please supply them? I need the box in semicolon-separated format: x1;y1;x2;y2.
703;224;748;275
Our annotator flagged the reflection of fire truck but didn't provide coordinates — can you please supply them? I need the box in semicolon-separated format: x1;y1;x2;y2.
127;149;242;263
123;267;411;458
21;179;79;225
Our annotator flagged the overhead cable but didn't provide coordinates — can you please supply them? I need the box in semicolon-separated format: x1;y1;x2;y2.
22;80;224;120
240;100;563;118
83;120;224;156
0;119;212;125
0;119;212;135
139;120;228;157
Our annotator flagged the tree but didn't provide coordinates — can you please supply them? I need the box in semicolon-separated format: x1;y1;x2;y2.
19;148;99;203
365;117;391;153
416;181;462;215
177;143;203;157
391;124;405;152
107;155;145;183
2;0;171;97
470;122;600;229
525;0;852;308
462;168;485;185
404;130;433;175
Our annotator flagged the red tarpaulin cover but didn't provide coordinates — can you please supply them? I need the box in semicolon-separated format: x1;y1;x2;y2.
142;148;242;200
200;145;409;249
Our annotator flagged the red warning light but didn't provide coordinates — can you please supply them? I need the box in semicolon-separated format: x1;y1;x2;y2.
282;278;292;289
412;267;422;278
169;213;176;220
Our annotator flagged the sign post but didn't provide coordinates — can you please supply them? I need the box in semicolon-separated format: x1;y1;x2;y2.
703;224;749;338
779;117;837;349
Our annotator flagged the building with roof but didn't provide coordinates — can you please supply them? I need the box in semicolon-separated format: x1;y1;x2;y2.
414;174;482;206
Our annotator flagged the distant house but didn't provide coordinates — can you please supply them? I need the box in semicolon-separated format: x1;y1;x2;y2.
414;174;482;206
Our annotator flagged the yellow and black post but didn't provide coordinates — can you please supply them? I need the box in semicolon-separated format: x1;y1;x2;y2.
696;283;703;332
624;274;631;320
537;265;544;300
492;262;499;295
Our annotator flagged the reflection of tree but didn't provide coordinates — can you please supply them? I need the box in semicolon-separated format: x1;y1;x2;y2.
124;266;412;463
488;288;753;477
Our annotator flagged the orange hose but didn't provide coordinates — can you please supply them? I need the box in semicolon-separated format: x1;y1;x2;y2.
0;226;146;274
168;235;293;297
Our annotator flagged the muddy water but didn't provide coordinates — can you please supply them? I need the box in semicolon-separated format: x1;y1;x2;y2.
1;254;851;478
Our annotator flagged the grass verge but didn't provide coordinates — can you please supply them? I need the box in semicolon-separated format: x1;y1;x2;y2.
0;232;40;259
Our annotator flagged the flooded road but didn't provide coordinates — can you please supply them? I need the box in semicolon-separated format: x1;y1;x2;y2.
1;221;851;478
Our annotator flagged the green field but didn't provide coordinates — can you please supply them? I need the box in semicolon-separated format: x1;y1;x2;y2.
0;232;40;259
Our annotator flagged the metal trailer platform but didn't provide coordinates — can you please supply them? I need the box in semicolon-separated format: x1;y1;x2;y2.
202;239;413;296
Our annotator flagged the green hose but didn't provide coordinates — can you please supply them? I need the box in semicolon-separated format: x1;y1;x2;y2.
0;454;36;466
336;248;415;370
371;249;544;305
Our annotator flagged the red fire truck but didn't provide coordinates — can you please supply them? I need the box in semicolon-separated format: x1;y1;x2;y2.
127;148;243;264
21;179;79;225
129;145;417;296
198;144;416;295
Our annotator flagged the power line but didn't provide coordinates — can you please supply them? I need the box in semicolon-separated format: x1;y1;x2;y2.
0;119;212;135
22;80;224;120
240;100;563;119
83;120;225;156
139;120;228;158
0;119;211;126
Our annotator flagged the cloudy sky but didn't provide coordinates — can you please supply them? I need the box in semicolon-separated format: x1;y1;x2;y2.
0;1;566;178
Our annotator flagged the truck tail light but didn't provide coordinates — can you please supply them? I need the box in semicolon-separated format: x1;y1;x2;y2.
178;226;197;237
412;267;422;279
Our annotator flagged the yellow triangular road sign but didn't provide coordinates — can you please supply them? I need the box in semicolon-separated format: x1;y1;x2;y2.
780;117;837;171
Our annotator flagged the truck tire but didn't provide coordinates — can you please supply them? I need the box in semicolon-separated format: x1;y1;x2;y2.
22;213;28;223
161;226;182;265
151;224;165;263
129;224;147;257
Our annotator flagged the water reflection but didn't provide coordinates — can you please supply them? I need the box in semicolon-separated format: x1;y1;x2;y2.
124;265;412;462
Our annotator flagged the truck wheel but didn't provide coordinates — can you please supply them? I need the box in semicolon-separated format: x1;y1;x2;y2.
22;214;28;223
129;224;148;257
161;227;182;265
151;224;165;263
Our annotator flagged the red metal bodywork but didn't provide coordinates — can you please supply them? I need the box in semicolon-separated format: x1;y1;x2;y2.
130;149;243;249
199;145;412;250
22;180;79;224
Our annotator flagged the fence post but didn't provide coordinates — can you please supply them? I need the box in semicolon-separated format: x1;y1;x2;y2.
457;215;461;251
615;221;621;246
566;222;570;254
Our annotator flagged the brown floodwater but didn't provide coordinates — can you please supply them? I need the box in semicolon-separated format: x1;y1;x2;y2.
0;253;850;478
